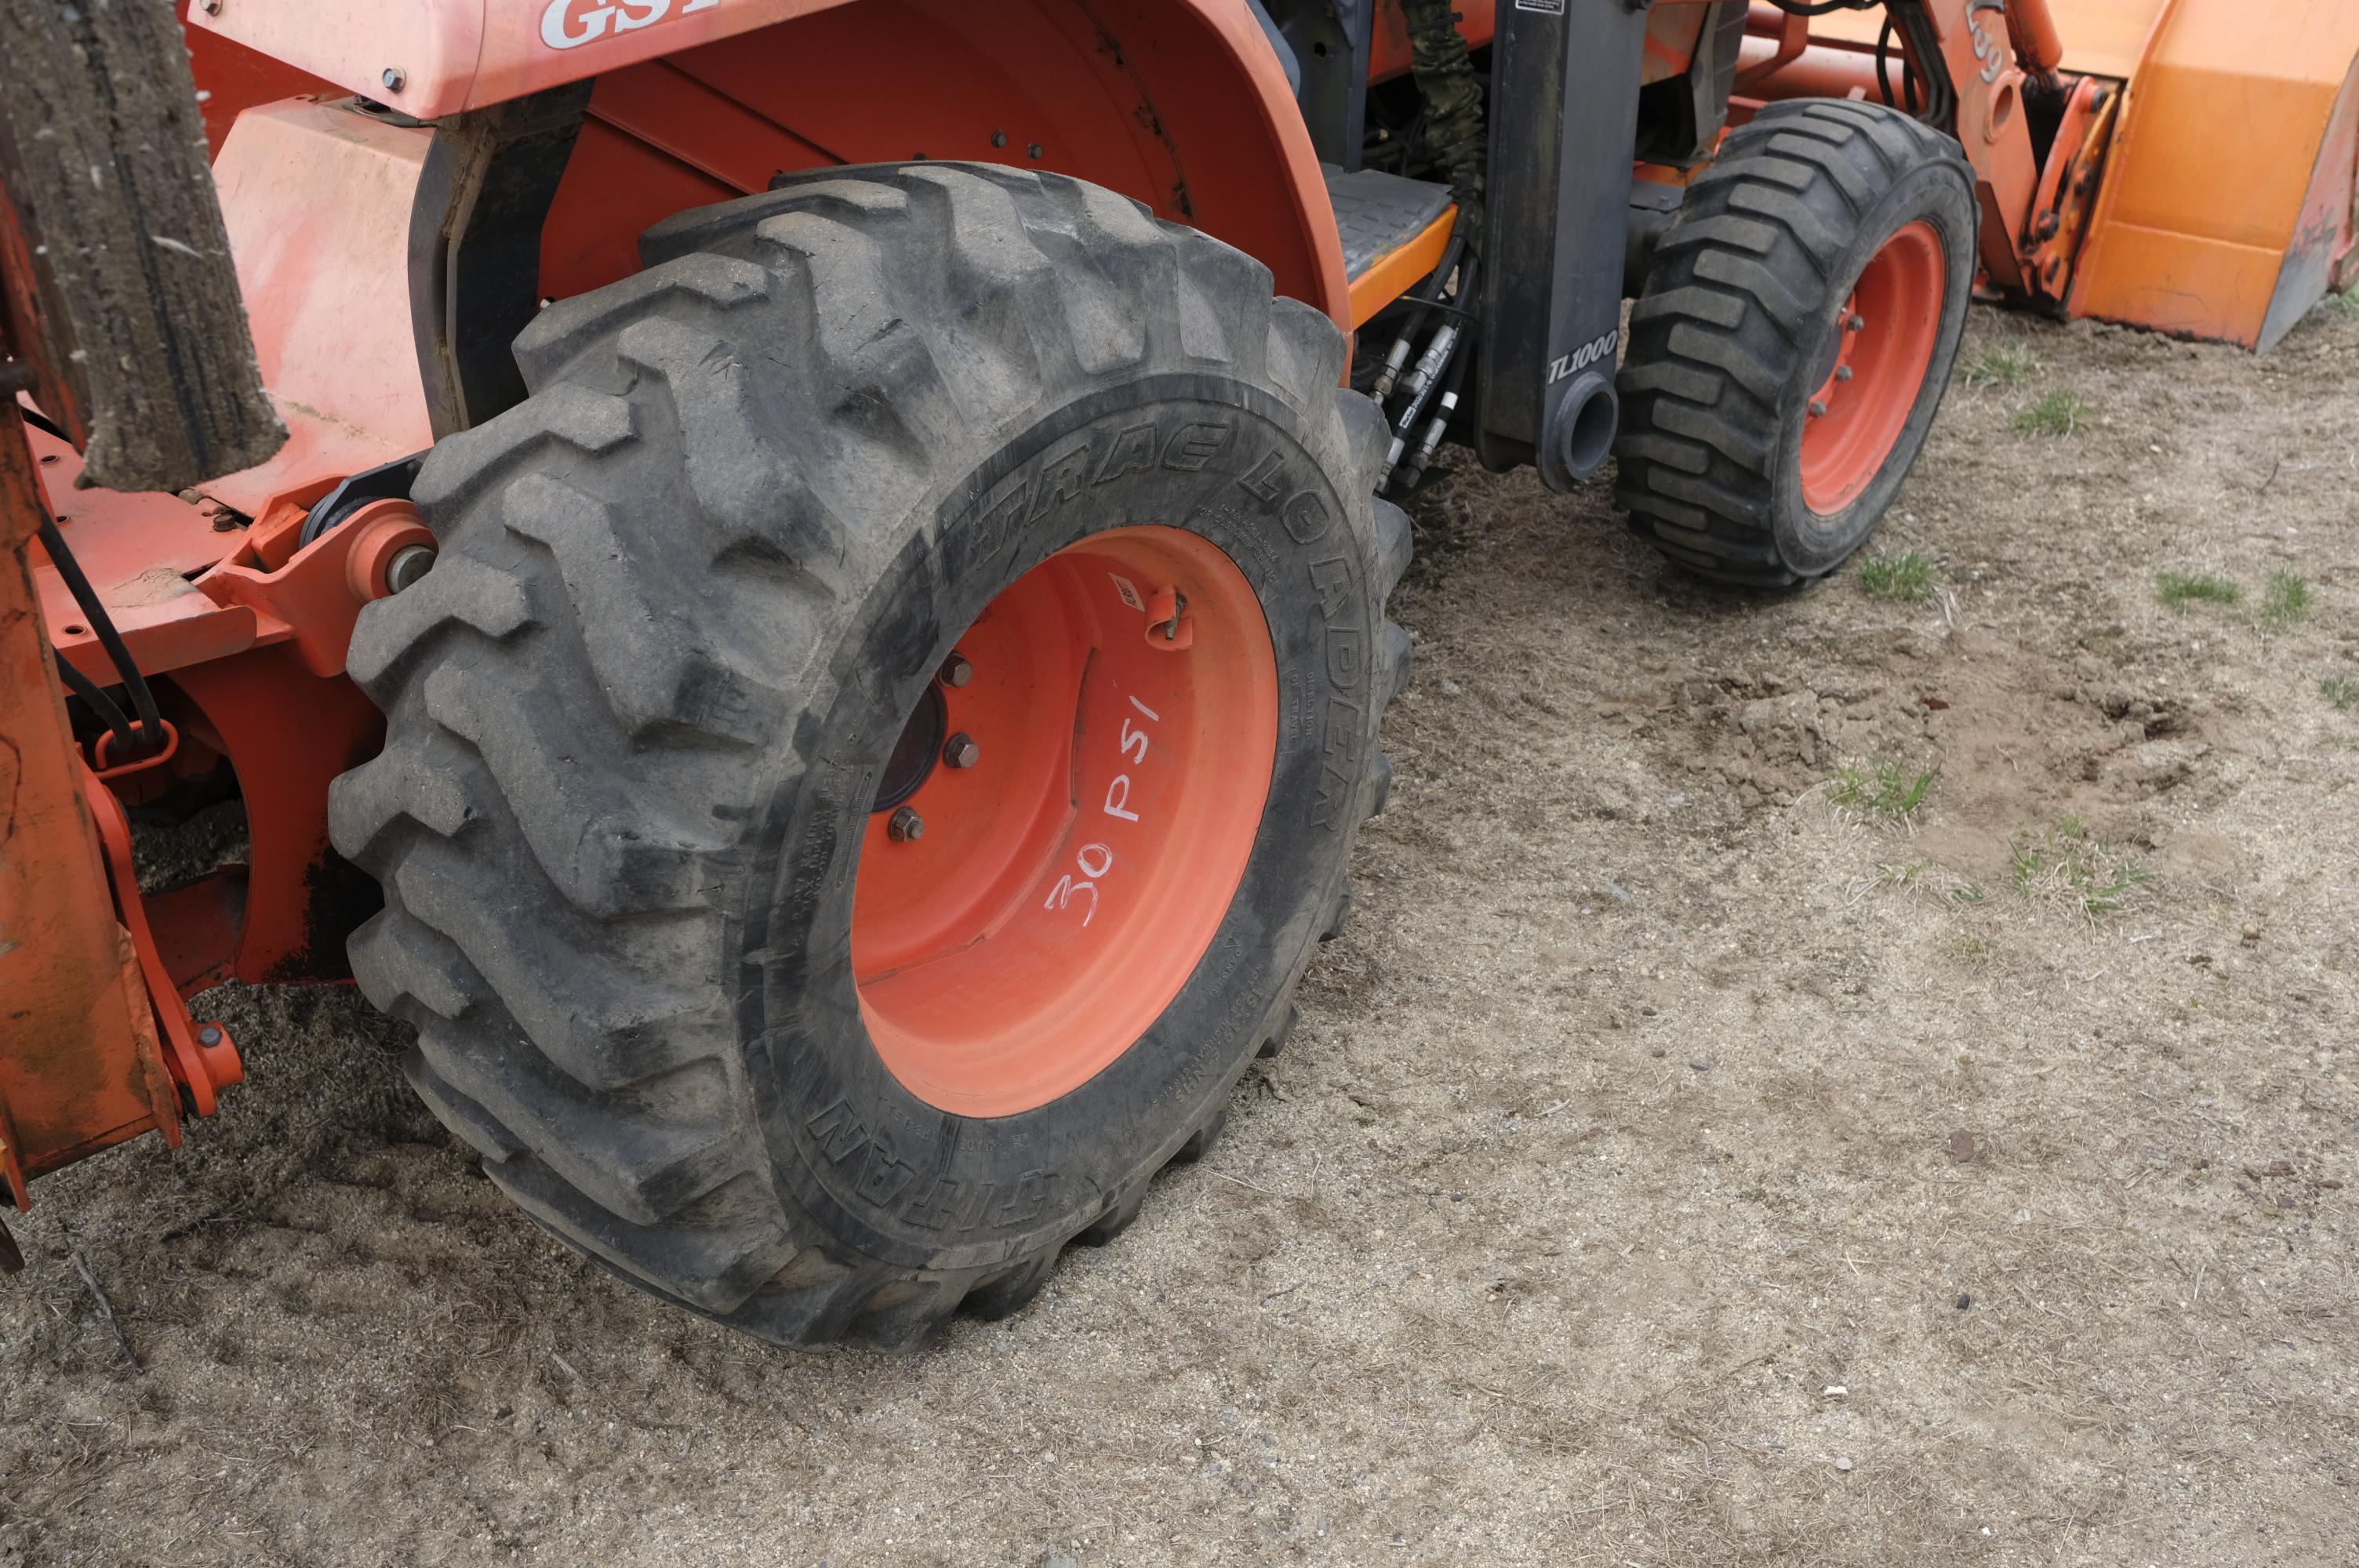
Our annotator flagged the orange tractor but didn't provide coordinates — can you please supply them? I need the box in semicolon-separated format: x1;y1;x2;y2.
3;0;2354;1337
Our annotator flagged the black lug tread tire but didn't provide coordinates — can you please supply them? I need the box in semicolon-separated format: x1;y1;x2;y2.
329;163;1411;1348
1615;100;1976;588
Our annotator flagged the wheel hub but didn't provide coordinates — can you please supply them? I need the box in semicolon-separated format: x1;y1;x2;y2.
850;525;1278;1117
1798;220;1946;517
872;684;945;812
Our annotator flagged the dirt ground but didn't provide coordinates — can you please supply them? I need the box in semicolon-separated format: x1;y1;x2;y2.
5;299;2357;1567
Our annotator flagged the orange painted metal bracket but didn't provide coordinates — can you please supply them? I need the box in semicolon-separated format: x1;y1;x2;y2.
198;496;434;679
2021;75;2119;301
29;426;409;1013
1734;7;1809;97
78;769;245;1120
0;1087;29;1215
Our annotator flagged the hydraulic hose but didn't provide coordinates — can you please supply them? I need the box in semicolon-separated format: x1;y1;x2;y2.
1397;330;1474;494
38;514;166;754
52;655;141;760
1373;233;1467;401
1379;253;1478;490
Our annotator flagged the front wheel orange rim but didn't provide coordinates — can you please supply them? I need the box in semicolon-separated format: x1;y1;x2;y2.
850;525;1278;1119
1799;220;1945;517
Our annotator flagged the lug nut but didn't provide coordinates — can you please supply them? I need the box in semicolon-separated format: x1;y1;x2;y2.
937;651;973;688
385;542;438;593
943;732;980;768
1808;399;1829;417
1848;314;1867;332
888;806;924;842
1835;365;1854;383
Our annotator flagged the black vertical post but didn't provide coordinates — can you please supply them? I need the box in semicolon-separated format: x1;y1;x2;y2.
1475;0;1652;489
1277;0;1376;170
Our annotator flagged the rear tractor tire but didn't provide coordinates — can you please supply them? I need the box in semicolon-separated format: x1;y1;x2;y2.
329;164;1412;1347
1616;99;1976;588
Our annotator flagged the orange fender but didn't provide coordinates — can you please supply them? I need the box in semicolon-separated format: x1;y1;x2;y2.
191;0;1347;330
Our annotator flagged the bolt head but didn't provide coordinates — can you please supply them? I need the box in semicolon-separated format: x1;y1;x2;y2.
888;806;925;842
198;0;221;13
1848;314;1867;332
991;130;1008;148
385;543;437;593
1835;365;1854;383
937;652;973;688
198;1025;223;1046
943;733;980;769
382;67;407;93
1808;399;1829;417
1027;143;1045;160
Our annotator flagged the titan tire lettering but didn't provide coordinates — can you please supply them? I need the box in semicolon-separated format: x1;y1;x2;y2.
1281;488;1332;544
806;1098;867;1162
1307;552;1351;620
1027;446;1090;521
1325;627;1365;685
1162;421;1231;470
1234;450;1288;503
1092;423;1157;485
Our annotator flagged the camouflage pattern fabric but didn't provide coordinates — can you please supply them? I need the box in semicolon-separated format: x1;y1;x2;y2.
1402;0;1485;244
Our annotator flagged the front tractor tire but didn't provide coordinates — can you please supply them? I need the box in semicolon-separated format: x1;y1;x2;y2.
1615;99;1976;588
329;165;1411;1347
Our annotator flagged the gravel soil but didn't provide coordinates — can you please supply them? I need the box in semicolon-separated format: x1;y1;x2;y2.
5;300;2357;1566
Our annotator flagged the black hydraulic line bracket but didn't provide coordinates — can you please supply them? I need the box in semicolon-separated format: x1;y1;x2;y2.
297;450;427;547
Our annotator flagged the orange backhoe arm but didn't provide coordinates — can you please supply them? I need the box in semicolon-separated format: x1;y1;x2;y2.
0;405;189;1236
0;0;282;1241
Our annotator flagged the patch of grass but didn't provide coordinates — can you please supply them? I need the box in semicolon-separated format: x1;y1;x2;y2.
2009;818;2149;919
2155;570;2243;612
1856;551;1938;604
1877;858;1931;887
1946;931;1999;962
1963;343;2043;389
2012;389;2092;437
2328;289;2359;323
2261;570;2312;628
2323;674;2359;711
1829;759;1938;818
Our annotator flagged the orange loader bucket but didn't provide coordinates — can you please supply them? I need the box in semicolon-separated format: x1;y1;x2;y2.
2058;0;2359;349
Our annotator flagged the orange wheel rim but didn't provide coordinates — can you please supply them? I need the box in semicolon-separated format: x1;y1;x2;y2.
1799;220;1945;516
851;525;1278;1118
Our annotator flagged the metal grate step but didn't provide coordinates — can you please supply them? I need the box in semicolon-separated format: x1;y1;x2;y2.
1324;165;1452;283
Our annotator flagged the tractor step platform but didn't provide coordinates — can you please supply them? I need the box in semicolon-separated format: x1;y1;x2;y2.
1325;165;1455;326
